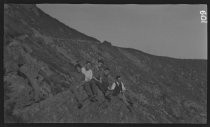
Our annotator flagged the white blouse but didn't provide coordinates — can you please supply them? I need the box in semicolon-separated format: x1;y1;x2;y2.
81;67;93;82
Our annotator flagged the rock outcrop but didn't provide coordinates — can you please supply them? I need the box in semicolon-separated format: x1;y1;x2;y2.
4;4;207;123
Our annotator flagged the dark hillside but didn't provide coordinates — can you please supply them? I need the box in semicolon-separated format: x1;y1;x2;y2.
4;4;207;123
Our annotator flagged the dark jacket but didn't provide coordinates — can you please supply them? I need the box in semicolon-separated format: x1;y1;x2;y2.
112;81;123;96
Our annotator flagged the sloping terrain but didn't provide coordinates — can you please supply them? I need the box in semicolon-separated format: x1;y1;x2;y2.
4;4;207;123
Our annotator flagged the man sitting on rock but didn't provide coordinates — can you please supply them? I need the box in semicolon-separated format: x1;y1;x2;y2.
96;67;113;102
78;61;98;102
92;60;113;101
109;75;133;112
92;59;104;83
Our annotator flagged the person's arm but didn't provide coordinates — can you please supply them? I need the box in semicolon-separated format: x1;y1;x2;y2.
108;75;114;86
93;68;102;82
99;71;105;83
89;70;93;80
121;82;126;91
109;82;116;90
81;67;85;75
93;67;99;79
93;76;101;82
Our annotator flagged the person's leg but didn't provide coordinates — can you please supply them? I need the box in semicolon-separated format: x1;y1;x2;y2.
83;82;93;98
97;81;110;102
101;82;110;100
84;81;98;102
101;82;107;93
90;79;98;97
118;93;133;112
97;81;110;101
119;93;130;106
105;90;112;98
124;93;134;106
94;79;103;92
104;91;111;102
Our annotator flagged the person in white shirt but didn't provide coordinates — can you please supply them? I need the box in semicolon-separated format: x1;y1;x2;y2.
109;75;133;112
81;61;98;102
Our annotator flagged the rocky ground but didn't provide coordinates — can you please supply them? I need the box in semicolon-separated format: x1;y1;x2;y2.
4;4;207;123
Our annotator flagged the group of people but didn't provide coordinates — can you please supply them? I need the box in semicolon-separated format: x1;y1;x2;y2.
73;59;133;112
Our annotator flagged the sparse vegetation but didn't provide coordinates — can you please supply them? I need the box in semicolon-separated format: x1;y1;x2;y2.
4;4;207;123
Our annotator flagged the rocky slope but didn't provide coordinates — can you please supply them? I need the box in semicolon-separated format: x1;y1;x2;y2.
4;4;207;123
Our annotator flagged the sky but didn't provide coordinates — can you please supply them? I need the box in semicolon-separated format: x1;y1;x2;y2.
37;4;207;59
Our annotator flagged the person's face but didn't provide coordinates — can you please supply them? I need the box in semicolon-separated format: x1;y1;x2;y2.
104;70;110;75
98;62;103;67
117;77;121;82
86;63;91;69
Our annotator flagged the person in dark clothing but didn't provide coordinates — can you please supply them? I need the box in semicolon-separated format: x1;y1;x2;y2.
109;75;133;112
92;59;113;101
97;68;113;101
92;59;104;83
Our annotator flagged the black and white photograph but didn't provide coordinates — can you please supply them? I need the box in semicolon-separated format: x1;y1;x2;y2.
3;3;207;123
